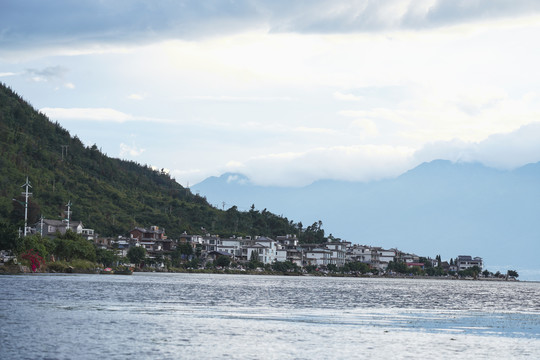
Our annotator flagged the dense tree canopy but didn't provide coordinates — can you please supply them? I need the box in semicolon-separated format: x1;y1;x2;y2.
0;82;319;241
127;246;146;266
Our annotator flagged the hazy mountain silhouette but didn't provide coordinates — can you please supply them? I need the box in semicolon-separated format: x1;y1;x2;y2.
193;160;540;278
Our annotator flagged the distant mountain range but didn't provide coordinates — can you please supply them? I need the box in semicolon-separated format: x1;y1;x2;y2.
193;160;540;279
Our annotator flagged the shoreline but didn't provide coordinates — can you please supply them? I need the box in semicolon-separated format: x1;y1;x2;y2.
0;264;521;281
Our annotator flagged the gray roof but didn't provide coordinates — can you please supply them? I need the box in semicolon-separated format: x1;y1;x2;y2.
40;219;83;227
208;250;233;257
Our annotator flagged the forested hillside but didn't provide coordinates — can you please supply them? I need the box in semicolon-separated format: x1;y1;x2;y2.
0;83;305;239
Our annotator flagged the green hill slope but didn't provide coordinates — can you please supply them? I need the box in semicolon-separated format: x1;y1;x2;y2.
0;83;301;239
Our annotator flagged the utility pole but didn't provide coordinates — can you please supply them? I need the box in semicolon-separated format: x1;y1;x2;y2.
39;214;44;236
13;177;33;237
65;200;72;230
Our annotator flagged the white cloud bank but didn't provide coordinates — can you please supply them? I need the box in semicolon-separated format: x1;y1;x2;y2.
4;1;540;188
224;145;416;187
119;143;145;157
40;107;134;123
414;122;540;170
218;121;540;187
40;107;177;124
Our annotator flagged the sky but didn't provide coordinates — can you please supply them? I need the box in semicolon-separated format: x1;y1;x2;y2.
2;0;540;187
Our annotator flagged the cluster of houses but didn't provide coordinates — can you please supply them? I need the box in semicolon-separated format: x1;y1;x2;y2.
28;218;483;273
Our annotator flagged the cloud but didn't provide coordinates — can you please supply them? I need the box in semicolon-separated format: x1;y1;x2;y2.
0;72;18;77
226;144;416;187
5;1;540;190
221;119;540;187
221;120;540;187
350;119;379;137
119;143;145;157
226;174;248;185
40;107;134;122
413;122;540;169
336;86;540;145
179;95;293;102
292;126;338;135
127;93;146;100
268;0;540;33
25;66;67;82
334;91;364;101
39;107;176;124
3;0;540;52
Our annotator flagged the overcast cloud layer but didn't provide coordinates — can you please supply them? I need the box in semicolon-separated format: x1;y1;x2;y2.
3;0;540;46
2;1;540;186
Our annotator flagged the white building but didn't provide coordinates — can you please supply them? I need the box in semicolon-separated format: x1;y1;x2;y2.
34;219;85;238
276;235;299;247
324;242;346;267
276;248;303;267
347;245;380;268
457;255;483;271
217;237;245;258
375;248;396;270
304;249;332;267
244;236;279;264
200;234;220;252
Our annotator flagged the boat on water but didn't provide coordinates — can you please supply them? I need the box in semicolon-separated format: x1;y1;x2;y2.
99;267;114;274
114;268;133;275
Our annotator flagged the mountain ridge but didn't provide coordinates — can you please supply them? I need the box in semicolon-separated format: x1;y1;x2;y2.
192;160;540;278
0;83;302;240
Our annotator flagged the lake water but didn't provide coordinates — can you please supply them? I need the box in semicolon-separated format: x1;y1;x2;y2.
1;273;539;359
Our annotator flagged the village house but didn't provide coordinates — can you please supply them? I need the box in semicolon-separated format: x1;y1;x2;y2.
200;234;220;252
324;242;346;267
399;252;420;264
456;255;483;271
217;236;248;259
130;226;165;241
178;232;205;252
276;234;299;247
84;223;483;275
406;262;425;270
304;249;332;267
440;261;458;273
373;247;396;270
206;250;233;262
128;226;174;253
346;245;381;269
244;236;279;264
276;248;303;267
275;235;303;266
33;219;95;239
112;236;137;257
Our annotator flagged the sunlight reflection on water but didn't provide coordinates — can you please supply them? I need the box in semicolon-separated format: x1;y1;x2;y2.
1;273;539;359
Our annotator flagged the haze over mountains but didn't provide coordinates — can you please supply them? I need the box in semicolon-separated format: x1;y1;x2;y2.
193;160;540;280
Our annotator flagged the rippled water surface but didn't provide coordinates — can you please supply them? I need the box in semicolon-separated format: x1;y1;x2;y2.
1;273;539;359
